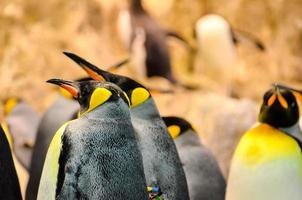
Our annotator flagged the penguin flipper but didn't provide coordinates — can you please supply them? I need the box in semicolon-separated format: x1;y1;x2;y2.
37;122;69;200
231;28;266;51
165;31;191;49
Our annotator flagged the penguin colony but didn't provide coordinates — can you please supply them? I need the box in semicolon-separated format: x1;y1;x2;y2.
2;1;299;200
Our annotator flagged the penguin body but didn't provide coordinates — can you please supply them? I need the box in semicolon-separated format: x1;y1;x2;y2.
0;124;22;200
226;85;302;200
195;14;236;92
118;0;187;83
163;116;226;200
63;52;189;200
4;99;40;169
38;80;148;200
130;99;189;199
26;95;79;200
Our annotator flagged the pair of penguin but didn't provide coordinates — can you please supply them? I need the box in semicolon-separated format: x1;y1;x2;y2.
37;52;189;199
226;84;302;200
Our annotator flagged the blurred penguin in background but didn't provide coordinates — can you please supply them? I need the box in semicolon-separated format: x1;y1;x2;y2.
117;0;190;85
163;116;226;200
194;14;265;95
3;97;40;170
2;98;39;198
0;124;22;200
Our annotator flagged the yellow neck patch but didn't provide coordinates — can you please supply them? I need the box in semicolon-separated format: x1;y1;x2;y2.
234;123;301;166
84;88;112;114
168;125;181;139
1;122;13;149
4;98;19;115
59;88;73;100
131;87;150;108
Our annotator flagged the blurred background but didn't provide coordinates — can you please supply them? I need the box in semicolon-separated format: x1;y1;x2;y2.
1;0;302;177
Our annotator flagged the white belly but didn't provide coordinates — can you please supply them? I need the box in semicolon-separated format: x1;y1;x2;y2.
226;158;302;200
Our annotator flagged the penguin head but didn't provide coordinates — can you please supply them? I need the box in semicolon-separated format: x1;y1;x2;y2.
162;116;195;139
47;78;130;115
58;77;92;100
63;52;151;108
259;84;300;128
3;97;22;116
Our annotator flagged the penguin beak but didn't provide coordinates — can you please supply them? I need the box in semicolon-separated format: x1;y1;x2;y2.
63;52;107;82
47;79;79;98
106;58;129;73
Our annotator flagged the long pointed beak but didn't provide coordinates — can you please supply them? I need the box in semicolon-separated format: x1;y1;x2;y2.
47;78;79;98
106;58;129;72
63;52;107;82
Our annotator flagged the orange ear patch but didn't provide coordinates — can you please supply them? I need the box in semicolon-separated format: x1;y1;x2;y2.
293;91;302;102
268;94;276;106
277;94;288;109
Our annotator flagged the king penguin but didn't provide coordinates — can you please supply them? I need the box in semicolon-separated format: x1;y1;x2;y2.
162;116;226;200
3;97;40;170
0;124;22;200
194;14;265;95
226;84;302;200
117;0;189;84
63;52;189;200
37;79;148;200
26;59;128;200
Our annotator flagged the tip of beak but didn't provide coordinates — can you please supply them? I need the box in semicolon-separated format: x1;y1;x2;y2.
62;51;73;57
46;78;62;85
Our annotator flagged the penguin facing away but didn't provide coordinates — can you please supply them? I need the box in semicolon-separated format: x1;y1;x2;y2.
38;79;148;200
63;52;189;200
162;116;226;200
26;60;129;200
226;84;302;200
118;0;189;84
0;124;22;200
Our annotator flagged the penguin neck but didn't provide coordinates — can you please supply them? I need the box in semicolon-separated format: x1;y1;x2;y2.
130;0;145;14
82;99;131;120
175;129;202;147
278;122;302;143
130;98;160;119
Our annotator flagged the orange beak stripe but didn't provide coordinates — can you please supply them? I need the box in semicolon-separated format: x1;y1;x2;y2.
81;64;106;82
61;84;79;98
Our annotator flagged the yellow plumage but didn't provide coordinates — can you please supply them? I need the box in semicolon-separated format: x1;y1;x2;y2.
37;122;69;200
226;123;302;200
